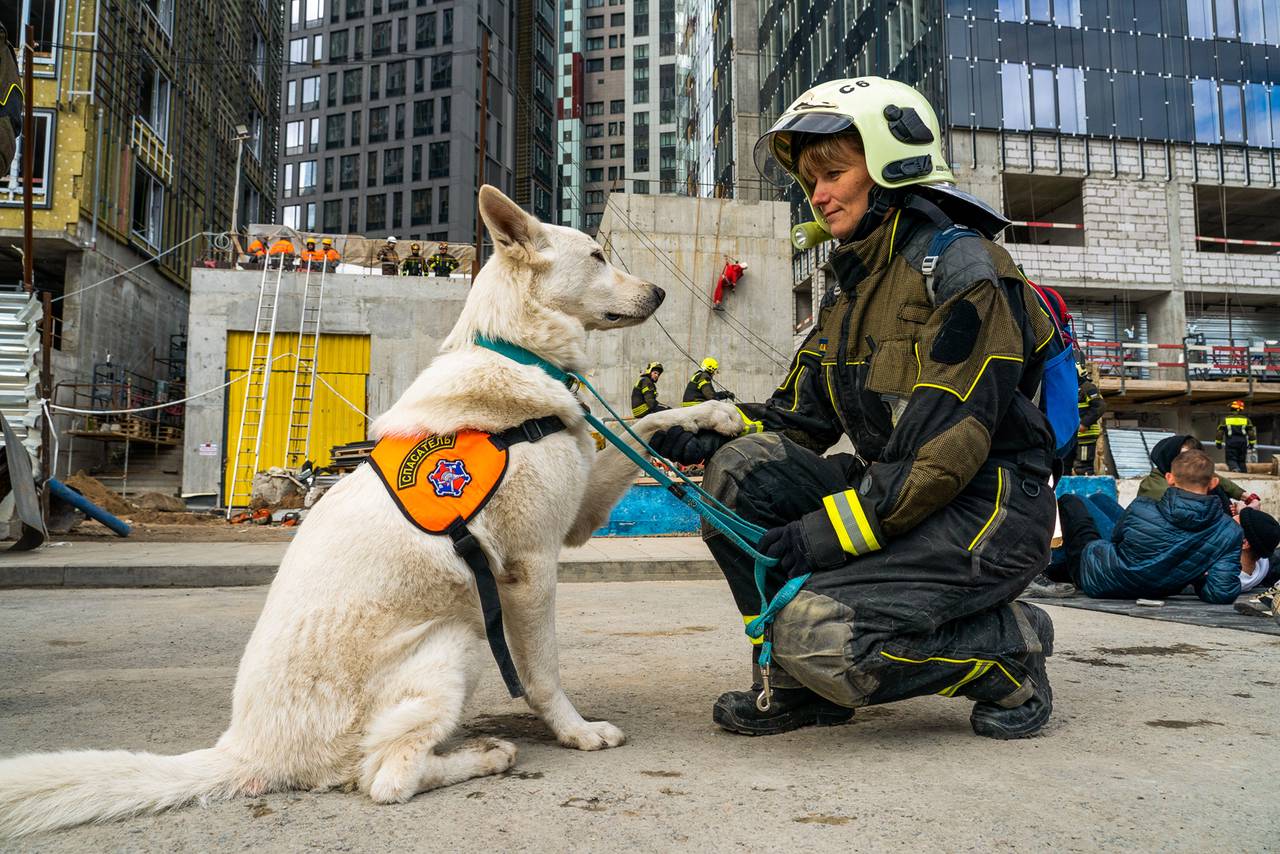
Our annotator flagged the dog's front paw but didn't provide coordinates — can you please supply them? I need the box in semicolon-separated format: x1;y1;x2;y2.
557;720;626;751
686;400;744;437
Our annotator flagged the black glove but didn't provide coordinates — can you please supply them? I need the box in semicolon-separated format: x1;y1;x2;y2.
649;427;729;465
758;520;814;579
715;390;735;401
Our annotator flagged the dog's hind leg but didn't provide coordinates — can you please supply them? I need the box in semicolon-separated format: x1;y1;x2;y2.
358;625;516;804
500;556;626;751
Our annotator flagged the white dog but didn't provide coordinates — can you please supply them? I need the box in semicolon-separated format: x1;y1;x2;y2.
0;186;743;837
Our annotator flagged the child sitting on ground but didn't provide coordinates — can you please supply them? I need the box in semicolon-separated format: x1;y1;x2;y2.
1055;449;1247;604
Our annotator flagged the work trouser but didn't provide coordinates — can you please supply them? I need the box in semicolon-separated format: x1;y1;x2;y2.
1073;439;1097;475
701;433;1056;710
1224;435;1249;472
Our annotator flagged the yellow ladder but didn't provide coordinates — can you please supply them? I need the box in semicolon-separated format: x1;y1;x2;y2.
284;264;326;468
225;262;286;513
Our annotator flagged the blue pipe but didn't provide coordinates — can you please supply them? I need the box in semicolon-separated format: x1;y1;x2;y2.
47;478;132;538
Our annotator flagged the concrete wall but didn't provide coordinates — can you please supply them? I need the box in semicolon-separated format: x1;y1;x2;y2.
182;270;470;497
183;193;796;497
595;193;796;410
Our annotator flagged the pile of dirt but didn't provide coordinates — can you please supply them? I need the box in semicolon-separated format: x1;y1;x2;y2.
60;472;221;527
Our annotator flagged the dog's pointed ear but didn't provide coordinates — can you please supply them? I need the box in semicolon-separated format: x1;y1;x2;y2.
479;185;546;261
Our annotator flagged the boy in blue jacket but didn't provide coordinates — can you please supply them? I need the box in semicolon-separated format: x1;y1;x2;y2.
1057;449;1244;604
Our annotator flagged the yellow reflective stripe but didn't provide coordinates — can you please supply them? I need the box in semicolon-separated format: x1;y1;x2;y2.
743;614;763;645
879;651;1021;692
787;366;807;412
824;490;881;556
736;407;764;434
823;494;857;555
912;343;1023;402
681;400;699;407
967;467;1003;552
632;404;650;417
887;209;902;257
1226;417;1249;426
939;661;992;697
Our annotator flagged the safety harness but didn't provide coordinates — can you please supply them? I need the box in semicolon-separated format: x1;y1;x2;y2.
367;414;568;698
473;336;795;711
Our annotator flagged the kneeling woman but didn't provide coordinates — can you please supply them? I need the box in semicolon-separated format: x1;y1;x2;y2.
653;77;1061;739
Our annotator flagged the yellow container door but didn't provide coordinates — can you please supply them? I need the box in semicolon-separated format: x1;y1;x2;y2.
224;332;370;507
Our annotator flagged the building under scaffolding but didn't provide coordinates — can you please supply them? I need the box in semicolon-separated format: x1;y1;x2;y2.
0;0;283;492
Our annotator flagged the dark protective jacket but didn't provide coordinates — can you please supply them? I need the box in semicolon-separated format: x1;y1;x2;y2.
427;251;459;276
1217;415;1255;447
377;245;400;275
1077;488;1242;604
631;374;667;417
1137;469;1243;505
682;369;731;405
737;206;1058;553
1077;376;1104;442
401;252;426;276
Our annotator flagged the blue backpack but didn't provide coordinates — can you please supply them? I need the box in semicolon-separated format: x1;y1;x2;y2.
922;227;1081;458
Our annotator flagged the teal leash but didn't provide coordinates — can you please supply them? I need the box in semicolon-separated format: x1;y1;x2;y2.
474;336;810;705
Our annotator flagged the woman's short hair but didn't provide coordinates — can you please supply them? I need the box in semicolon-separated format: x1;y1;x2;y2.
795;129;865;184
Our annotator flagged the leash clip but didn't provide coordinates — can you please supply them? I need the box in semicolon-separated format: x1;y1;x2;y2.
757;663;772;712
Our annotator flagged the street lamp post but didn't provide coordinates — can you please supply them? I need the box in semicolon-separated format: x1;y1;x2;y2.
229;124;252;258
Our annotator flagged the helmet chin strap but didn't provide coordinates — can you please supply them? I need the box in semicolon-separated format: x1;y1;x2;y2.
848;186;903;242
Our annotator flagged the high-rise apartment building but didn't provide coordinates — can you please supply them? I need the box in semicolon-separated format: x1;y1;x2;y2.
756;0;1280;435
278;0;533;246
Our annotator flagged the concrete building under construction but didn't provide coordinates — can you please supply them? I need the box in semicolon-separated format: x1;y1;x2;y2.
0;0;282;490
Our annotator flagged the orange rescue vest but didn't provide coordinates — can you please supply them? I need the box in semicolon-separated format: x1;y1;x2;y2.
368;431;510;534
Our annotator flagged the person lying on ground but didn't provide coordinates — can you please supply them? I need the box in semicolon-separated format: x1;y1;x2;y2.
1235;505;1280;594
1056;449;1243;604
1138;434;1259;512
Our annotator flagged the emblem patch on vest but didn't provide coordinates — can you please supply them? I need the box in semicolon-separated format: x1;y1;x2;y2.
427;459;472;497
396;435;458;489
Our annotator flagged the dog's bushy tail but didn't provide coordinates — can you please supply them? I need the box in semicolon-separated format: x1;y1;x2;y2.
0;746;241;838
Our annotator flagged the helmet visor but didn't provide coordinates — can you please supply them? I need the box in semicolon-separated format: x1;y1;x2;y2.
752;113;854;187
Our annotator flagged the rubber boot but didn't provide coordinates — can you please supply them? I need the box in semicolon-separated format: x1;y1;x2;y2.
712;653;853;736
969;604;1054;740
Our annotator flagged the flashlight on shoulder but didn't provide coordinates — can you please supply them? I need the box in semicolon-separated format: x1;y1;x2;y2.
791;221;833;250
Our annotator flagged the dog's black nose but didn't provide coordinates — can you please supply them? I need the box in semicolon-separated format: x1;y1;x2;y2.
652;286;665;306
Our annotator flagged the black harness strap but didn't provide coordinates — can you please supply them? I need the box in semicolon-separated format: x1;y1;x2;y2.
449;413;569;699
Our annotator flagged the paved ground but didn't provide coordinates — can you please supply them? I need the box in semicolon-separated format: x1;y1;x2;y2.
1;583;1276;852
0;537;719;587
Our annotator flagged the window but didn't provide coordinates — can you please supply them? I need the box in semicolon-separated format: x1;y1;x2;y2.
1244;83;1273;147
1000;62;1030;131
586;101;604;116
324;157;334;192
395;102;405;139
428;141;450;177
586;36;603;51
586;167;604;182
0;111;52;206
367;194;387;232
585;190;604;205
323;199;342;232
326;113;346;148
312;34;323;61
131;166;164;248
610;12;624;25
139;56;171;141
283;204;301;229
285;120;306;154
144;0;175;31
301;75;321;109
372;21;392;55
288;79;298;111
414;99;434;135
386;61;406;96
587;14;604;28
586;58;603;73
298;160;317;193
431;55;452;89
610;99;624;114
586;145;604;158
439;186;449;222
610;55;624;70
587;123;604;138
610;143;624;157
367;150;378;186
249;111;263;160
1221;83;1245;144
411;188;432;225
289;37;308;63
441;96;451;132
343;68;363;103
369;64;381;98
442;8;453;43
1192;79;1219;143
330;29;349;60
384;147;404;184
370;107;390;142
1194;185;1280;255
1002;174;1085;247
411;144;422;180
351;110;362;145
416;12;436;47
340;154;360;190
